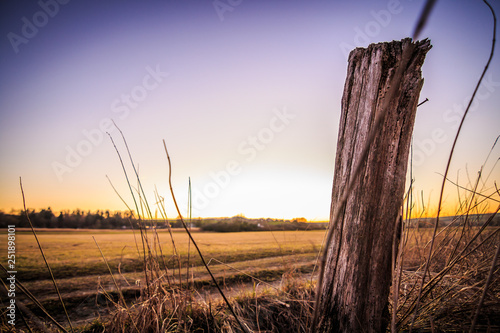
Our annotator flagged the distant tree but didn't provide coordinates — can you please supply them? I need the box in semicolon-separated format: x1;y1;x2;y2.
0;211;19;228
57;212;64;228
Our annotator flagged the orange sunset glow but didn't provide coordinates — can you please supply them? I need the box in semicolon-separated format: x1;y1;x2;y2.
1;0;499;221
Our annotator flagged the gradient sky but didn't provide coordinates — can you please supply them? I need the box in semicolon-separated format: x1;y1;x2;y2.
1;0;499;221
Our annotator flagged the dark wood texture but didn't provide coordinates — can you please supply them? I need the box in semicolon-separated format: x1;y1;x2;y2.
318;38;431;332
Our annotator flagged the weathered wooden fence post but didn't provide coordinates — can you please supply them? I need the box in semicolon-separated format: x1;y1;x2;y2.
316;38;431;332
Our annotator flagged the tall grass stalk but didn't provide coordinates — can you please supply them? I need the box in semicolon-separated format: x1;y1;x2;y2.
186;178;192;289
19;177;74;333
1;263;65;333
112;120;153;219
409;1;496;330
107;130;157;297
470;232;500;332
93;236;140;333
163;140;250;333
206;257;291;296
106;132;140;219
153;187;182;285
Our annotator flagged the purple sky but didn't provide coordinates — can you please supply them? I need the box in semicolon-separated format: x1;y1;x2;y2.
1;0;499;220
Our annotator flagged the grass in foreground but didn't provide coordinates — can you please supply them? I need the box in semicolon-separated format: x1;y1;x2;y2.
2;225;498;332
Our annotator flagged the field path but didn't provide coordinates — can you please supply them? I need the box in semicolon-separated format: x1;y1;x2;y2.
18;252;320;328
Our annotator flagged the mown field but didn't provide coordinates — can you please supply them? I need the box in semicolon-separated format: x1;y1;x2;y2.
2;225;499;331
9;228;325;280
1;228;327;328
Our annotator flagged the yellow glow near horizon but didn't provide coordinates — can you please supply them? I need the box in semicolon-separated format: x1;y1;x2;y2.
0;1;499;223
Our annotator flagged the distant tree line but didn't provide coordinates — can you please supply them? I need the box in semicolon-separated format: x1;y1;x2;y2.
3;209;498;231
0;209;330;231
196;216;327;232
405;214;500;228
0;208;136;229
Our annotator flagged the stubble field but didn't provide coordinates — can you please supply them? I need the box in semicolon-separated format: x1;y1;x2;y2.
2;224;499;331
2;228;326;327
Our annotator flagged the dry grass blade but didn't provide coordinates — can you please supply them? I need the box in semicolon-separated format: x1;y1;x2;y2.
112;120;153;219
106;132;140;218
230;280;316;333
106;175;136;214
153;187;183;285
19;177;74;333
1;263;66;333
92;237;127;308
107;131;154;296
470;233;500;332
93;236;140;333
163;140;250;333
397;207;500;330
439;175;500;204
412;0;438;40
206;257;291;296
409;1;496;329
187;178;192;289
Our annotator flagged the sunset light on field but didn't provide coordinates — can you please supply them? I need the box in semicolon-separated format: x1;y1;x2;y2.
1;0;499;220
